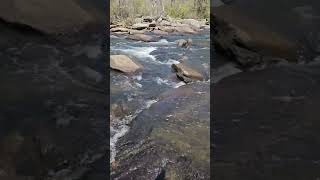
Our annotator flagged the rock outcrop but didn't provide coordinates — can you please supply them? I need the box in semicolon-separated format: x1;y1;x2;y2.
172;63;204;82
111;55;143;73
112;83;210;180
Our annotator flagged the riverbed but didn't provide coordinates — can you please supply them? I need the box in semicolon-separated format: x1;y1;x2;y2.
110;30;210;163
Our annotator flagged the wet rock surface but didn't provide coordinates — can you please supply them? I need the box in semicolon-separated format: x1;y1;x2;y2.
213;64;320;179
212;1;320;179
112;82;210;180
212;0;320;69
0;0;105;34
0;18;107;179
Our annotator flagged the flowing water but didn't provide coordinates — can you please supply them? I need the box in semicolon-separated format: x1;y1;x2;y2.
110;30;210;162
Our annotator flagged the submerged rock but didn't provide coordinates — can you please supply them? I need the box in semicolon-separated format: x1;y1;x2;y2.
176;39;193;48
172;63;204;82
112;82;210;180
110;55;143;73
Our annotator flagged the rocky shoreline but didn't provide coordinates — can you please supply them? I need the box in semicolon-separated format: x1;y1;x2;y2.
111;16;210;38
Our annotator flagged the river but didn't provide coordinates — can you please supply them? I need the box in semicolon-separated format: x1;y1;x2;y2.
110;30;210;163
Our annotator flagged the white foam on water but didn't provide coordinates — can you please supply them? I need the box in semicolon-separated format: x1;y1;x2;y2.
132;74;142;81
150;39;173;45
110;35;119;39
111;46;157;60
110;124;129;162
173;81;186;88
135;82;143;88
158;59;180;65
155;77;170;86
110;99;158;163
154;77;186;88
144;99;158;108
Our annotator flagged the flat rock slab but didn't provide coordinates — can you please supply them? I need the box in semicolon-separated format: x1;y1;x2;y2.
110;55;143;73
213;64;320;179
112;82;210;180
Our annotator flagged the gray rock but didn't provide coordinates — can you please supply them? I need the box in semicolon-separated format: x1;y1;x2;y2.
81;66;103;83
176;39;192;48
112;83;210;180
213;63;242;83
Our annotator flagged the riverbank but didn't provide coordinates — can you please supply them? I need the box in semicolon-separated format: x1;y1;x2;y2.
111;16;210;37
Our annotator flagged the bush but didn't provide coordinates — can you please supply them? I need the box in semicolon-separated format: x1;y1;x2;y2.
110;0;210;23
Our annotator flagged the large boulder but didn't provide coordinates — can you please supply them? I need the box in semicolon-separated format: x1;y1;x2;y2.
0;0;105;34
110;55;143;73
212;15;298;67
212;0;320;65
172;63;204;82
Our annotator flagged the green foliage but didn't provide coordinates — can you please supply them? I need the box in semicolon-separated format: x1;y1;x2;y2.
110;0;210;23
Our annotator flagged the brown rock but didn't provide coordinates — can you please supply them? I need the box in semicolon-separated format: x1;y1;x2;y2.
110;55;143;73
172;63;204;81
110;27;129;32
127;34;154;42
132;23;149;30
152;30;169;36
175;26;197;34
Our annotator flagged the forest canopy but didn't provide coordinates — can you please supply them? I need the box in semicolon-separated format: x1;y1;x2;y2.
110;0;210;22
